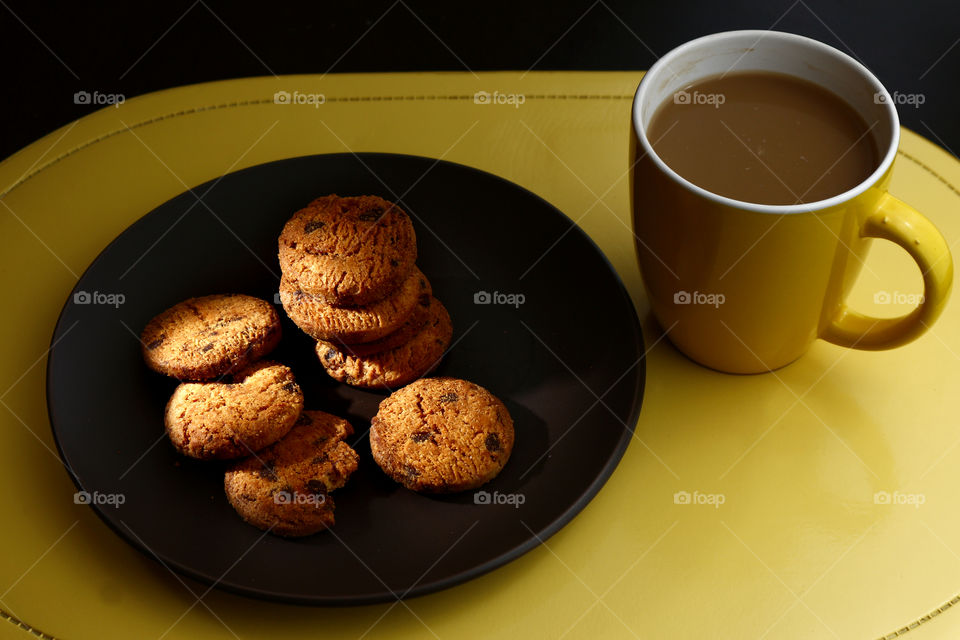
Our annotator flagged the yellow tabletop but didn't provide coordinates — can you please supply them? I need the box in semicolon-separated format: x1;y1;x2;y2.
1;71;959;640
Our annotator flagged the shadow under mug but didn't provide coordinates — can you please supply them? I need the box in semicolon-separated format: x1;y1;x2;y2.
630;30;954;374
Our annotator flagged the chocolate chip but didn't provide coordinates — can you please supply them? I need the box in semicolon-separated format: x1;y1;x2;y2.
201;343;214;352
296;413;313;426
410;431;430;443
146;338;164;350
404;465;420;478
357;212;379;221
306;479;326;495
439;392;458;403
304;220;325;233
310;454;328;465
324;349;337;361
485;433;501;452
261;460;278;481
389;259;399;267
282;382;298;393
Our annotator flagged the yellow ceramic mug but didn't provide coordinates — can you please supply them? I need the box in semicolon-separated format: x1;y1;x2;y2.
630;30;953;374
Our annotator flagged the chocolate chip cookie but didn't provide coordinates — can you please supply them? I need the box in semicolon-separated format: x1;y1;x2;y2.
315;296;452;389
141;294;281;381
278;195;417;306
370;377;515;493
164;361;304;460
279;267;430;344
341;290;433;357
224;410;359;537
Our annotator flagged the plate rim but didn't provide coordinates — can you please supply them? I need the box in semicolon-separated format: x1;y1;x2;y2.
46;151;646;605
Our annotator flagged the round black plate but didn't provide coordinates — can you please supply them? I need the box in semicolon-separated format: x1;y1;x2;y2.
47;153;645;605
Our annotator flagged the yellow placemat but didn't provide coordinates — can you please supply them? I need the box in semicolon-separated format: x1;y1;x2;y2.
1;71;959;640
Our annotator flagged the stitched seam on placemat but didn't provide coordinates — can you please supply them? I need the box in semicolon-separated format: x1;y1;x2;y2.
0;94;630;201
0;608;59;640
1;96;959;640
876;594;960;639
898;149;960;200
0;96;953;203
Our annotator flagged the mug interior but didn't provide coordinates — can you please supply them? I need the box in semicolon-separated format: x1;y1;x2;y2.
633;30;899;213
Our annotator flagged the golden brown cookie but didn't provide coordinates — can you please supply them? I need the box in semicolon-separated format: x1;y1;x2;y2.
224;410;359;537
315;296;452;389
278;195;417;306
370;378;515;493
279;267;430;343
141;294;281;381
340;290;433;357
164;361;304;460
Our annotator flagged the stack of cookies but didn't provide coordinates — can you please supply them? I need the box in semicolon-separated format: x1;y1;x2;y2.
277;195;453;389
140;293;358;536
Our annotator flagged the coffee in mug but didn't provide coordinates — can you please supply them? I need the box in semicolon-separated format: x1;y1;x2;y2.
647;71;879;205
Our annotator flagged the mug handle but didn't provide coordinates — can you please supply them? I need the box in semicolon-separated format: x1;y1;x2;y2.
819;193;953;349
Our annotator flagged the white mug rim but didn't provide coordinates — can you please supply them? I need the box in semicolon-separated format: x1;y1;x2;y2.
632;30;899;214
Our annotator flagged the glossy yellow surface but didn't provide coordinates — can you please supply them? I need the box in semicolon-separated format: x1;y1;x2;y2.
1;72;959;640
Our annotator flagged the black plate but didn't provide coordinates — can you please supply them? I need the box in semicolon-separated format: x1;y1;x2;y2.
47;153;645;605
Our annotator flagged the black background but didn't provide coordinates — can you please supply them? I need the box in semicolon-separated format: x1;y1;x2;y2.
1;0;958;161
